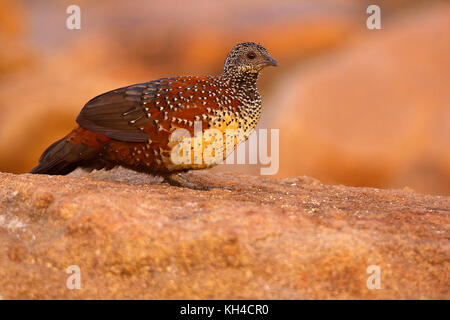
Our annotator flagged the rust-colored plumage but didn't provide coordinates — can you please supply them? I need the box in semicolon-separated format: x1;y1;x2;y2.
31;42;277;188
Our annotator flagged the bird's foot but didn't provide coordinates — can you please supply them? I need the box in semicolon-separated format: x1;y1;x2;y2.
163;173;231;191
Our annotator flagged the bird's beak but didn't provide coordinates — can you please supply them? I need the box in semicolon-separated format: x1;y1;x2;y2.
265;55;278;67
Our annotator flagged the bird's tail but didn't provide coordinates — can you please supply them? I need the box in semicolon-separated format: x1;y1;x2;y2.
30;127;109;175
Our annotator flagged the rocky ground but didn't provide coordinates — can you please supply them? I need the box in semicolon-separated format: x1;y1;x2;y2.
0;168;448;299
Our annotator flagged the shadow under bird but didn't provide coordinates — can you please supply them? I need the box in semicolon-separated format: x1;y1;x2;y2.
30;42;277;189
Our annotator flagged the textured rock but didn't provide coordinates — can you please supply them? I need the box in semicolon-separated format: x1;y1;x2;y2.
0;168;448;299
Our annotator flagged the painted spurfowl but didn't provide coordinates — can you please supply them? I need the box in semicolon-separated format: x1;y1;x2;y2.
30;42;277;189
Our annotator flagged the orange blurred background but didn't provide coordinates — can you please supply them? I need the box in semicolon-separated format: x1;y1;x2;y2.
0;0;449;195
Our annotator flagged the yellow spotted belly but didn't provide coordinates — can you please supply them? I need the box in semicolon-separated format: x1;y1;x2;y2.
163;114;256;172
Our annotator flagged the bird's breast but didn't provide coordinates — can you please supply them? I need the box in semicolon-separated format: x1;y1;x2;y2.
163;109;259;171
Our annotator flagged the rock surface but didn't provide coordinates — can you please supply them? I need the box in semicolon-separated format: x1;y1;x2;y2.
0;168;448;299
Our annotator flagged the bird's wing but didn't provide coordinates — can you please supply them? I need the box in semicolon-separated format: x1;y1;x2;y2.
76;79;171;142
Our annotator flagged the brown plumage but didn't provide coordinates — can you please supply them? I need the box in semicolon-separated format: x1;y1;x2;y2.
30;42;277;189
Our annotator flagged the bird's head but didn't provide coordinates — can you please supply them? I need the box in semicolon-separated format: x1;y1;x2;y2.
223;42;277;76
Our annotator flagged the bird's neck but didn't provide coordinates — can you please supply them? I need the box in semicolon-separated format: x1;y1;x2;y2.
222;69;259;90
220;69;261;115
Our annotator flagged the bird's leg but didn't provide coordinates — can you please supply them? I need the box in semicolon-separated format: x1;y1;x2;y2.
163;173;213;190
163;173;232;191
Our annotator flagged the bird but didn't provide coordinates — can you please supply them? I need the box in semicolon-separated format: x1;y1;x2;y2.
30;42;277;189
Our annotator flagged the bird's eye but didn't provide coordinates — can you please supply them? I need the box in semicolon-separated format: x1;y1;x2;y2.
247;52;256;60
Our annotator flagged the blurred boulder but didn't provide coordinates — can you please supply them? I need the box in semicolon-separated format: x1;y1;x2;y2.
0;0;34;74
270;3;450;195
